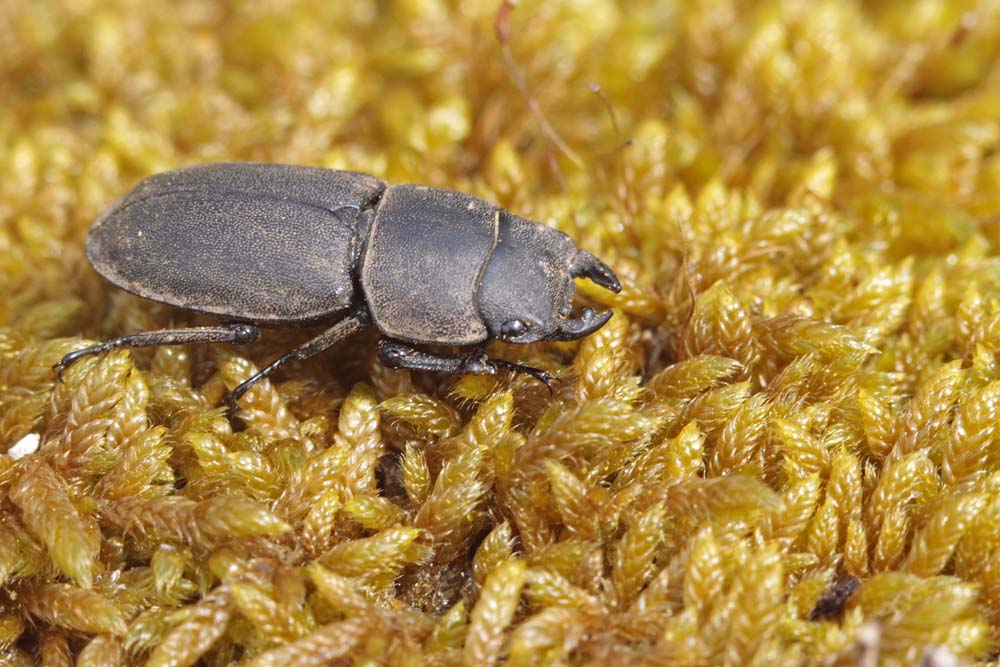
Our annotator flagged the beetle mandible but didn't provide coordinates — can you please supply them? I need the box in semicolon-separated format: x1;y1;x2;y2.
56;163;621;410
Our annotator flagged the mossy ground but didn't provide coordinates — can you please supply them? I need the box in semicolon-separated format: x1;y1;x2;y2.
3;1;1000;665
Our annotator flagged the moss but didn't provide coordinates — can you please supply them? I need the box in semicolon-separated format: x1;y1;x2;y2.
3;0;1000;665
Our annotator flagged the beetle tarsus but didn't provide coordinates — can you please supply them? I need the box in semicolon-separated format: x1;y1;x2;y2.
221;391;242;419
222;379;257;415
491;358;557;392
53;341;126;380
53;355;79;382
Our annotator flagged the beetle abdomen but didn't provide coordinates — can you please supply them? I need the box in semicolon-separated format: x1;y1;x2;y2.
86;164;385;324
360;185;498;346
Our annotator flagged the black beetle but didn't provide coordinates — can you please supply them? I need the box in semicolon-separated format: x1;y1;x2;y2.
56;163;621;409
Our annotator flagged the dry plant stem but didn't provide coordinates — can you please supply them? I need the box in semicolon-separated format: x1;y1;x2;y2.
495;1;584;170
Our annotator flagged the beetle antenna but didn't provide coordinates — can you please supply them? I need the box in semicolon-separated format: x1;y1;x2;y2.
496;0;583;170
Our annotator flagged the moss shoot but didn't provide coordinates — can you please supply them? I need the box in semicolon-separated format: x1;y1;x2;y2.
3;1;1000;665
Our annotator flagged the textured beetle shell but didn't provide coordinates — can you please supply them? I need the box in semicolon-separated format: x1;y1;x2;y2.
86;164;385;324
360;184;498;346
476;212;578;339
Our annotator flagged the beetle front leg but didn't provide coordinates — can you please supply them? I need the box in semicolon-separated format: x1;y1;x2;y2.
378;339;555;391
489;358;556;393
378;339;495;376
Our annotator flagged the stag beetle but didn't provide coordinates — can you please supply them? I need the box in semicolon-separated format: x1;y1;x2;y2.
56;163;621;409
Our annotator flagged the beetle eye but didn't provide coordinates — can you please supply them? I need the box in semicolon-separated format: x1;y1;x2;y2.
501;319;527;337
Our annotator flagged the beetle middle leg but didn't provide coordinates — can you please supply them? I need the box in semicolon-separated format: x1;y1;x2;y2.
224;310;370;413
378;339;555;391
54;323;261;380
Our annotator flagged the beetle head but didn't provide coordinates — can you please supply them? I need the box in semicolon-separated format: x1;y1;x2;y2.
477;214;621;345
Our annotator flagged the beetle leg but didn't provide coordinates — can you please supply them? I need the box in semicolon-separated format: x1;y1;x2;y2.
54;323;261;380
378;339;495;376
378;339;555;391
224;310;370;415
490;359;557;393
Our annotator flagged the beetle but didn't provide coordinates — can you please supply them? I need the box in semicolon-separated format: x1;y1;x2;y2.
55;163;622;410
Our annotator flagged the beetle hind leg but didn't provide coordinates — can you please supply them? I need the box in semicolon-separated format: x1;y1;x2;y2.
54;323;261;380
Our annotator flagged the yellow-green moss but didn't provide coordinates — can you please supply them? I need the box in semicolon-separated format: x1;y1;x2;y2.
3;1;1000;665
